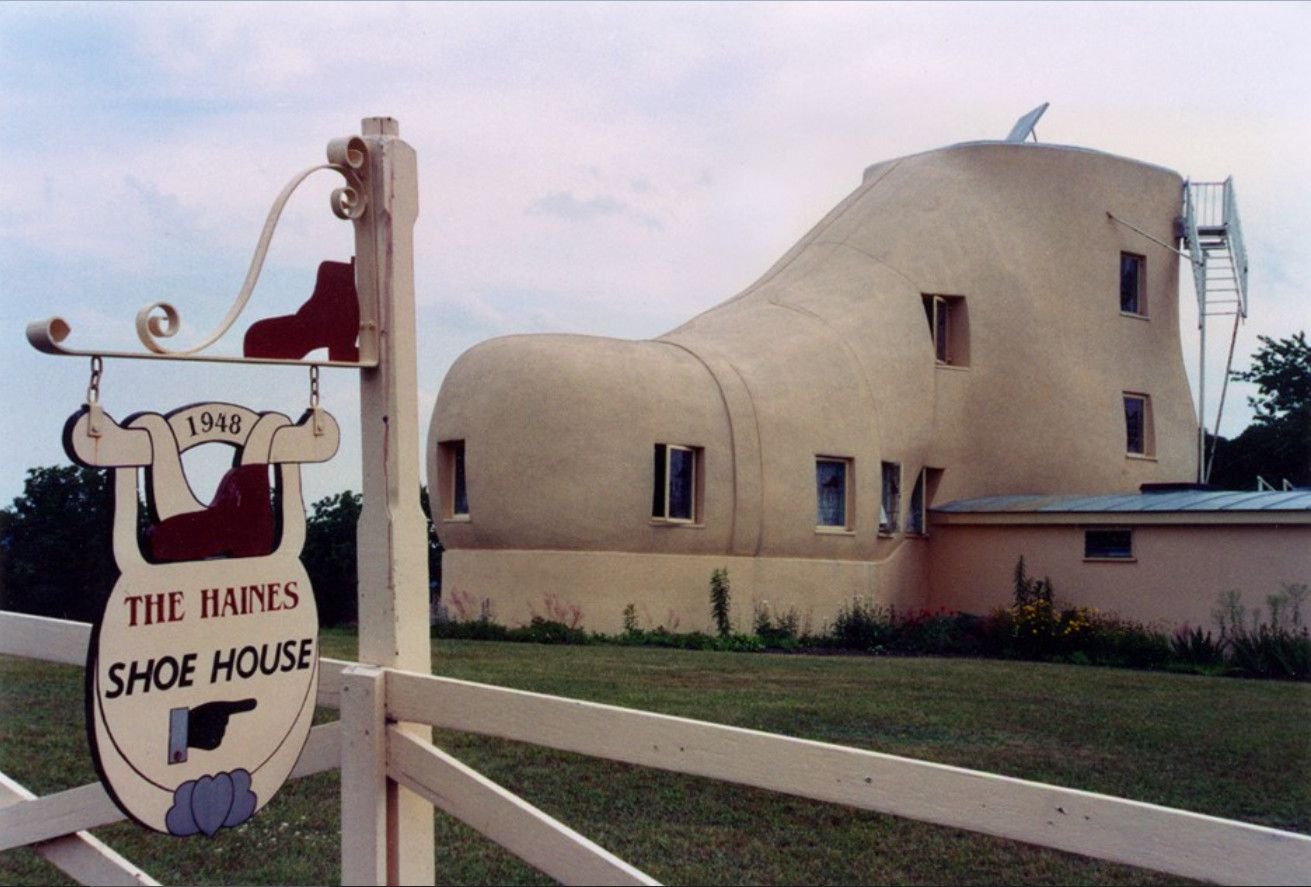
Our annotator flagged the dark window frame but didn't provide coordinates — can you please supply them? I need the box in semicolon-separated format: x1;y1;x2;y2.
1120;252;1146;316
1085;527;1134;560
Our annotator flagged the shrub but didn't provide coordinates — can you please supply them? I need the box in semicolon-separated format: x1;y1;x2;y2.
710;568;732;637
827;597;895;652
1170;625;1227;668
506;617;589;646
753;602;802;650
1227;624;1311;680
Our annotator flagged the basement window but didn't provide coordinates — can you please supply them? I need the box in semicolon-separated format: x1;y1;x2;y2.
816;457;853;530
1085;528;1134;560
653;444;702;523
1120;253;1146;316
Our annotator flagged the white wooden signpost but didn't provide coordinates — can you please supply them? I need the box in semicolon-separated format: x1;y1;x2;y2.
3;116;1310;886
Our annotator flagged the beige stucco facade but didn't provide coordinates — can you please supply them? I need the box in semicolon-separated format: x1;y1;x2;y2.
428;139;1304;634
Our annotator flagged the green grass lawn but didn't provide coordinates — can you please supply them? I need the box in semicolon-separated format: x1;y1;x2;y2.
2;631;1308;885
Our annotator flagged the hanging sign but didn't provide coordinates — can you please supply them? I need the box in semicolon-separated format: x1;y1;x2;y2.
65;399;339;836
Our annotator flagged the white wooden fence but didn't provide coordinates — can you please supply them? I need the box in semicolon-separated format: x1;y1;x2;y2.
2;610;1309;886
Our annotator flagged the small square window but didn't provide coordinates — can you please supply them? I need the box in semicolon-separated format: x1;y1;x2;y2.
922;294;969;366
653;444;702;522
1085;528;1133;559
816;457;852;529
439;440;468;519
1123;393;1153;456
879;461;900;534
1120;253;1146;315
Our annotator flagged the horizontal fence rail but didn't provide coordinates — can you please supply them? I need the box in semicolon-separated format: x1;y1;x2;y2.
0;771;158;887
385;667;1311;887
5;611;1311;886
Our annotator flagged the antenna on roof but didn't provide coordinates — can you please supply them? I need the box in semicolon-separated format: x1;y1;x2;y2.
1005;102;1050;143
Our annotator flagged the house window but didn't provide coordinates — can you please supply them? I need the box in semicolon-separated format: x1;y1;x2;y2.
1120;253;1146;315
653;444;701;522
1123;393;1153;456
439;440;468;519
906;467;943;536
879;461;900;534
922;294;969;366
1085;528;1133;560
815;457;852;529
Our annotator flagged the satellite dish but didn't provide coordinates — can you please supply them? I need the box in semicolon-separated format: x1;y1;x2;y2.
1005;102;1050;143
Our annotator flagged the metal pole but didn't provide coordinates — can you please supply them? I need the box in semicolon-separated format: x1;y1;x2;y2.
1197;314;1206;484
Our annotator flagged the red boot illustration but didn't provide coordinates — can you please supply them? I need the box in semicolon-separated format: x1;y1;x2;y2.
243;259;359;362
147;463;275;562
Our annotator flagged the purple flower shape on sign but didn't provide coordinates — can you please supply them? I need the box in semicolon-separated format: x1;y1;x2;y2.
165;769;258;837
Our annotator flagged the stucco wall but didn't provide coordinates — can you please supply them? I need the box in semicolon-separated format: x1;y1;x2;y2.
440;540;930;635
927;523;1311;630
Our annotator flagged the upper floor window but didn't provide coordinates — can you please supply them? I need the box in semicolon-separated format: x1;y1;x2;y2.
653;444;701;522
816;457;852;530
879;461;900;535
1120;252;1146;316
922;294;969;365
439;440;469;519
1123;393;1154;457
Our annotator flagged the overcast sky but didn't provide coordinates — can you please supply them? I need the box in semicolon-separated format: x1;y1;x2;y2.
2;1;1308;508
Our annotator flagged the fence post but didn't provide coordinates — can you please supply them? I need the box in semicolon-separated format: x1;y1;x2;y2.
340;665;388;886
351;116;436;884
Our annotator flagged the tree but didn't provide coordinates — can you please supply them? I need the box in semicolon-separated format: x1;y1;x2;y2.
1210;332;1310;490
1;465;116;622
1230;331;1311;425
301;490;363;627
301;486;444;627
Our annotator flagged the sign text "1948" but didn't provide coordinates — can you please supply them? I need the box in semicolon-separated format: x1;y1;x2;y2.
184;410;243;438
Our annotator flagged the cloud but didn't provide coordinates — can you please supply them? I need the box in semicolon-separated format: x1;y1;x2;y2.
526;190;662;230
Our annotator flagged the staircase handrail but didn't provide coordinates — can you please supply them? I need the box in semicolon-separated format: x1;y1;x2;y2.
1182;180;1207;319
1222;177;1249;317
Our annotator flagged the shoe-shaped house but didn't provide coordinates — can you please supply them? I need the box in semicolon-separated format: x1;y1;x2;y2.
429;126;1308;633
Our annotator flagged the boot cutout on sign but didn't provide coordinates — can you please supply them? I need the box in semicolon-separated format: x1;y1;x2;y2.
243;259;360;362
144;413;288;563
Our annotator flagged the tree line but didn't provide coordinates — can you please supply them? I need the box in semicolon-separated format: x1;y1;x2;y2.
0;470;441;627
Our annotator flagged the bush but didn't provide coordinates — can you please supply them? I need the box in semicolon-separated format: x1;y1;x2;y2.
1227;624;1311;680
710;568;732;637
506;617;590;645
827;597;896;652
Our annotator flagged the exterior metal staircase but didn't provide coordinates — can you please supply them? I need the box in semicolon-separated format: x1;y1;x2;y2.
1181;178;1249;482
1183;178;1249;323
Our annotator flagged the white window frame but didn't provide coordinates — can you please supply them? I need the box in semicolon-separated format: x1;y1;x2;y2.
653;443;699;524
923;294;968;366
815;456;853;531
879;461;900;535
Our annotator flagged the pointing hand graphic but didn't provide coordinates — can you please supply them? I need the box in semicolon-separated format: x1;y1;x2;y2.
187;698;258;751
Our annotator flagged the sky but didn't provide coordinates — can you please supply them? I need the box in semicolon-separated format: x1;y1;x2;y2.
2;1;1308;509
